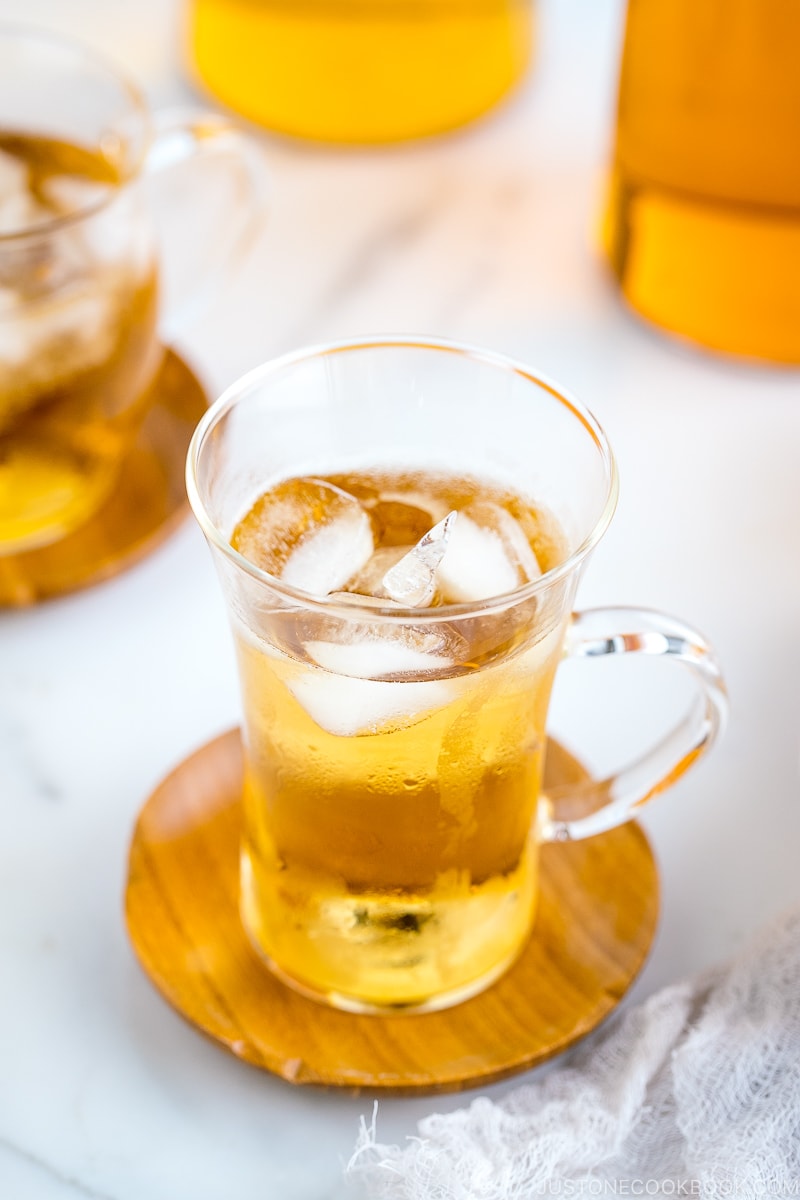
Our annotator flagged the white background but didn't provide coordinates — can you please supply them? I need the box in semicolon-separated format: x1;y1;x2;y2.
1;1;799;1196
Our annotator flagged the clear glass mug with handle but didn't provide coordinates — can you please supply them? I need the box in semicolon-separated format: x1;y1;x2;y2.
187;336;728;1014
0;24;265;554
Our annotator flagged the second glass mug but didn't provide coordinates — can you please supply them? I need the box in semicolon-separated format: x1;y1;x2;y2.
0;25;264;555
187;337;727;1014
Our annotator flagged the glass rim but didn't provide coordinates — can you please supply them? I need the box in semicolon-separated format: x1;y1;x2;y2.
0;22;152;244
186;334;620;623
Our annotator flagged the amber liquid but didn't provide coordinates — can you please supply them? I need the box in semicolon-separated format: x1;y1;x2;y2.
189;0;534;143
231;469;568;1010
601;0;800;362
0;134;160;552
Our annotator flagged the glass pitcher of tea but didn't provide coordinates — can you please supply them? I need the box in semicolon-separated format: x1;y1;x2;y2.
187;0;534;143
601;0;800;363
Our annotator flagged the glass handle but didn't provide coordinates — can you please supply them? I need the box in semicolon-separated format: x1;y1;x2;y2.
540;606;728;843
144;108;268;339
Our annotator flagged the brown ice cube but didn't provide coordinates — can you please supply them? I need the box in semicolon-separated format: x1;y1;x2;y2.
40;173;115;220
367;497;445;547
382;511;457;607
231;477;374;596
344;545;408;599
0;148;43;236
0;286;122;433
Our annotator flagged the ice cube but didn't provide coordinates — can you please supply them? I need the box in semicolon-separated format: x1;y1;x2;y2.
304;635;455;680
382;511;457;607
80;198;153;276
0;287;121;432
0;147;28;196
367;495;447;546
286;668;454;737
473;501;543;581
0;148;39;236
287;619;460;733
436;502;542;604
344;545;408;599
0;184;36;235
40;173;115;218
326;590;403;610
232;477;374;597
0;159;94;299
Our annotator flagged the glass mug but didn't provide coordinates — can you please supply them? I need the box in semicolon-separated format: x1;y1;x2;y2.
0;26;264;555
601;0;800;363
187;337;727;1013
188;0;535;143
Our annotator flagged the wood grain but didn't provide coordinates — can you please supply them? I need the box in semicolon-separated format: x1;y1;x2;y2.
128;724;662;1094
126;728;659;1094
0;350;208;606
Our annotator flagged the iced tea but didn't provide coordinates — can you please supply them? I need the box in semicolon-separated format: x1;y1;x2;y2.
0;133;160;551
230;469;569;1010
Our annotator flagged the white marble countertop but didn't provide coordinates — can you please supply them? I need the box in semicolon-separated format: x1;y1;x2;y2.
2;1;800;1196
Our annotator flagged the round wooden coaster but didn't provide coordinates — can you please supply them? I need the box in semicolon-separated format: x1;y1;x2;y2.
0;350;208;607
126;729;660;1094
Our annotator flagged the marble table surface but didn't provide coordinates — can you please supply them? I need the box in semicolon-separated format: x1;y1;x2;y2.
2;1;799;1196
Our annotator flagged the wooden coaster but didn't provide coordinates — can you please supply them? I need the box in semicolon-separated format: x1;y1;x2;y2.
126;729;659;1094
0;350;208;606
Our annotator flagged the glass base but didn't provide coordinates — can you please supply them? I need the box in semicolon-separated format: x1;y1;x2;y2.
242;916;527;1016
239;849;538;1015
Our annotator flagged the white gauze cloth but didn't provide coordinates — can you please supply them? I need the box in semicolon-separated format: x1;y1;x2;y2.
347;907;800;1197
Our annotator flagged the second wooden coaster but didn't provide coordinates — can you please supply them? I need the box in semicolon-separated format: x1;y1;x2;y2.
0;349;208;606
